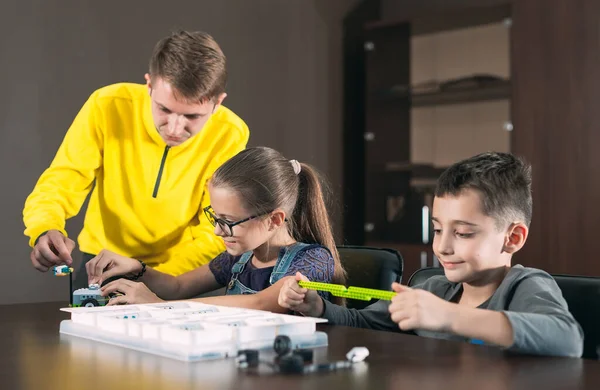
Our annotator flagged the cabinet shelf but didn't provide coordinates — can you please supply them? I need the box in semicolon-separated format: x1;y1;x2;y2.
376;81;511;107
365;4;511;36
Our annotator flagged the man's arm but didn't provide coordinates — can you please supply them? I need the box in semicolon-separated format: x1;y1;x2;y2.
153;123;249;275
151;214;227;276
23;91;103;246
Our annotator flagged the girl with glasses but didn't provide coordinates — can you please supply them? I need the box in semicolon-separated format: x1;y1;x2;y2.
85;147;346;311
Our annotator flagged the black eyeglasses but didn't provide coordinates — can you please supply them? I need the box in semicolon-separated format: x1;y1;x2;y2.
203;206;263;237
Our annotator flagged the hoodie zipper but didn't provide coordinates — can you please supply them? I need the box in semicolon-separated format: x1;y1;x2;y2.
152;146;170;198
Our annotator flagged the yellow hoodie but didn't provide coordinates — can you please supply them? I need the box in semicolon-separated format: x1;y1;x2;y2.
23;83;249;275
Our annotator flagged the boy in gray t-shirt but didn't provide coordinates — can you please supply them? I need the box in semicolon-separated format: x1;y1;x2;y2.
278;152;583;358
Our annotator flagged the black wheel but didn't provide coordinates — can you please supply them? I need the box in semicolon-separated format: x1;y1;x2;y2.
278;354;304;374
81;298;100;307
274;335;292;357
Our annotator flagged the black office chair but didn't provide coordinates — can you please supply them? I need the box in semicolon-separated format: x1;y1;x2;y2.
552;274;600;360
337;245;403;309
407;266;443;287
407;267;600;360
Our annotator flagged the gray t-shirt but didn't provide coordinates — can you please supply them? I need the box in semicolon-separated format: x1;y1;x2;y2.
321;265;583;357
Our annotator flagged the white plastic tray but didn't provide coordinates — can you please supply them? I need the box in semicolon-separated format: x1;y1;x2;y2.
59;301;328;361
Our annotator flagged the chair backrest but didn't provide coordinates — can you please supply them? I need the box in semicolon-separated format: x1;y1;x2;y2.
407;267;600;360
337;245;403;310
407;267;444;287
552;274;600;360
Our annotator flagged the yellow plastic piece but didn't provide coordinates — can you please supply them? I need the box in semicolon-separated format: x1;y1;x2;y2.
298;281;396;301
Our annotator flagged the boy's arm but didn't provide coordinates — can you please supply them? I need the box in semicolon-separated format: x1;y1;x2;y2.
500;275;584;357
447;306;514;346
23;92;103;246
451;275;583;357
321;299;401;332
152;124;249;276
388;285;515;345
391;276;583;357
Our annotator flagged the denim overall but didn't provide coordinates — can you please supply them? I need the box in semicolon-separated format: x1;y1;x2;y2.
226;242;320;295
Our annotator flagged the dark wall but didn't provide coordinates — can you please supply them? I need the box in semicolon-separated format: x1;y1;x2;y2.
356;0;600;276
511;0;600;275
0;0;358;304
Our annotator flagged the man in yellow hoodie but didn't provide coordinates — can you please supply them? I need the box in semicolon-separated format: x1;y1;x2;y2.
23;30;249;288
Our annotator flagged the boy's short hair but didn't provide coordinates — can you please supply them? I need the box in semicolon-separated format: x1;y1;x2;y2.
435;152;532;228
149;30;226;103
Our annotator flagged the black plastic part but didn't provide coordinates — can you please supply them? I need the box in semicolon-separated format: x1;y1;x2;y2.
237;349;259;368
278;354;304;374
292;349;314;363
273;335;292;356
81;298;99;307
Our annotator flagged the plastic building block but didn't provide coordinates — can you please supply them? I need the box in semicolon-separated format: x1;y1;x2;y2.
53;265;74;276
72;287;108;307
298;281;396;301
346;347;369;363
53;265;75;306
59;302;329;362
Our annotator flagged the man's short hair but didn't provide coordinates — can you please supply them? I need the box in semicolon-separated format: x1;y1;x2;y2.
149;30;226;103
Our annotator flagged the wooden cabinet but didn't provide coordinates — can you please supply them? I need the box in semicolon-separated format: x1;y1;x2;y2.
343;0;600;277
346;1;513;278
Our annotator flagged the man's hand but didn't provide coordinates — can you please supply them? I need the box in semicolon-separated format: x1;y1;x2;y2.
101;279;163;305
31;230;75;272
277;272;324;317
86;249;142;286
388;283;458;333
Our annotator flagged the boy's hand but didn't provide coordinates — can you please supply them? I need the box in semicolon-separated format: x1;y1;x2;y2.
101;279;163;305
388;283;457;333
86;249;142;286
277;272;324;317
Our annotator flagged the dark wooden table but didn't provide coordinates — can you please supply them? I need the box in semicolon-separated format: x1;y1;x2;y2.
1;302;599;390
